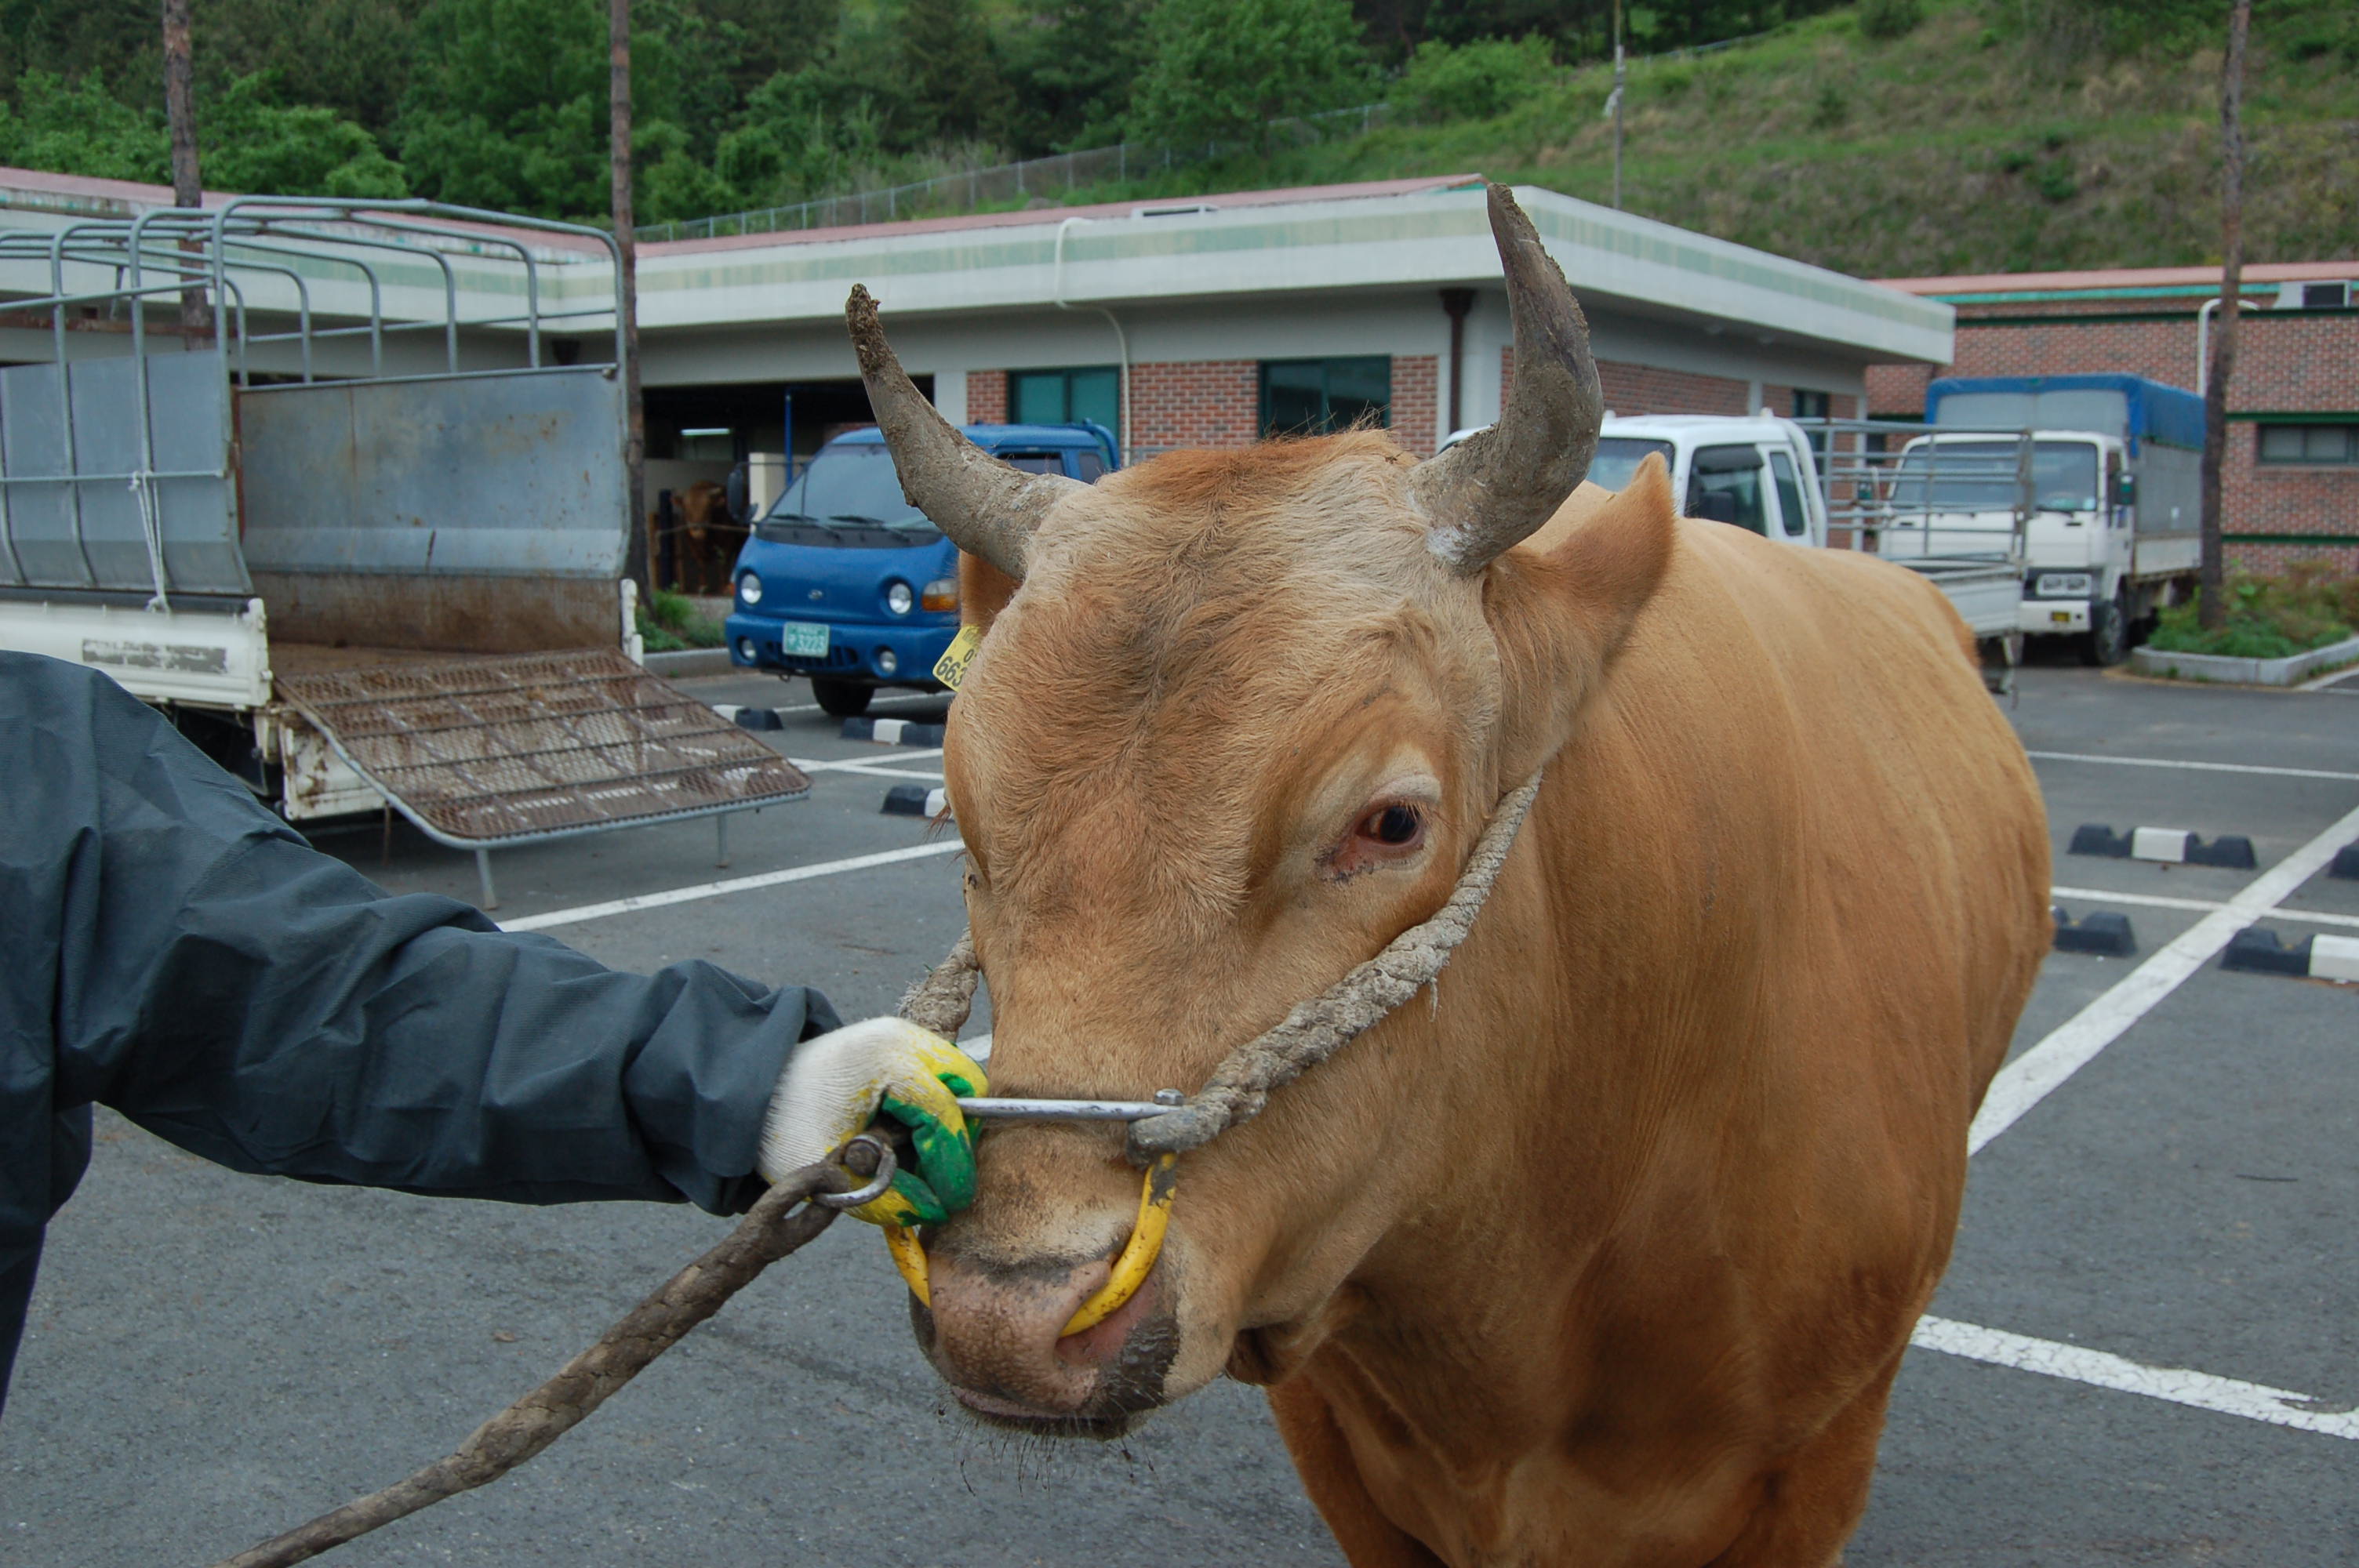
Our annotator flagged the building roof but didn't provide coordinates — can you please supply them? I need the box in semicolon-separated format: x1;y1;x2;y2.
632;175;1953;364
1877;260;2357;303
641;173;1485;256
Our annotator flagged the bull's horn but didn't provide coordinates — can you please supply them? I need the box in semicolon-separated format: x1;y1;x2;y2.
1409;183;1604;575
845;285;1081;580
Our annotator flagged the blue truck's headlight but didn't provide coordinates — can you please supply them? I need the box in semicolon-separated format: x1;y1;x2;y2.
738;572;763;605
885;581;914;616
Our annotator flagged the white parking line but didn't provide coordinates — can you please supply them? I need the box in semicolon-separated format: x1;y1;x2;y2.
1972;799;2359;1155
2050;884;2359;930
1913;1316;2359;1442
2026;750;2359;783
787;749;946;775
500;841;964;933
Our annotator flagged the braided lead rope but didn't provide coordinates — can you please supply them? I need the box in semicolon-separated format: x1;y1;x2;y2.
893;773;1546;1163
898;928;982;1037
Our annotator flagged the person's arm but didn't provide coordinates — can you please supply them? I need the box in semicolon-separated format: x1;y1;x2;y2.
20;652;831;1214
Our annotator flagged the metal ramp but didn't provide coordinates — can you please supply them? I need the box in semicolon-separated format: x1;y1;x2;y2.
275;648;809;909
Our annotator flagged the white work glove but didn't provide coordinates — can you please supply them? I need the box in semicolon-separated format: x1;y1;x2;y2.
758;1017;988;1228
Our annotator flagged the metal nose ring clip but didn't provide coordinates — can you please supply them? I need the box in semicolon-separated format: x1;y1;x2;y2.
883;1090;1184;1338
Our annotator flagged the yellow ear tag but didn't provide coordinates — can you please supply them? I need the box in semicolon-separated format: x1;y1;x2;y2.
933;625;983;691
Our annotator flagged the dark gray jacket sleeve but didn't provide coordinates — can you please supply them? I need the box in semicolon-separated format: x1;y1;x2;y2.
5;651;838;1215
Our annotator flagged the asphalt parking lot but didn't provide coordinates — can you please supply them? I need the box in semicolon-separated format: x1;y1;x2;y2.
5;659;2355;1566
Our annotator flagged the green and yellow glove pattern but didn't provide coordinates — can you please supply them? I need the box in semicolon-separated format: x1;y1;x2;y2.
758;1017;988;1227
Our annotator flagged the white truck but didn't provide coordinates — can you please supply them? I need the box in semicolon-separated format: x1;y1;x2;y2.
1895;376;2205;666
1572;414;2029;673
0;199;808;906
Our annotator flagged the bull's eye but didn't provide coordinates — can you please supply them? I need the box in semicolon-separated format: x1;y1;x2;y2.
1323;800;1428;880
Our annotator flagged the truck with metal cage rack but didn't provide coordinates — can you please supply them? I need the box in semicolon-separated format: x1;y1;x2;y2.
0;199;807;906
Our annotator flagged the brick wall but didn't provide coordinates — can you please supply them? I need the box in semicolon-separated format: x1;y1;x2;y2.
1505;348;1753;417
966;369;1007;423
1128;360;1260;451
1391;354;1438;456
1862;303;2359;568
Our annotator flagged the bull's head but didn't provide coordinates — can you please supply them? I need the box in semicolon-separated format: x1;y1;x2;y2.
848;183;1676;1435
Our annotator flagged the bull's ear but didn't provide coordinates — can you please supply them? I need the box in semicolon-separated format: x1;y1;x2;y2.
958;551;1020;635
1482;452;1677;782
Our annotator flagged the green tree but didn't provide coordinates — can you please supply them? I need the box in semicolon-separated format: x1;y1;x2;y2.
0;71;168;182
1387;33;1554;122
998;0;1152;154
191;0;430;135
711;67;889;208
394;0;695;221
891;0;1010;147
1128;0;1374;147
202;73;409;196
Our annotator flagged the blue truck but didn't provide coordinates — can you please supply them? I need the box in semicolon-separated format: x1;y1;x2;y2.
725;422;1117;714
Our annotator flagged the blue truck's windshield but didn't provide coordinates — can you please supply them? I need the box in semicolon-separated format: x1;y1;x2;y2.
765;446;929;532
1889;440;2099;514
764;445;1073;538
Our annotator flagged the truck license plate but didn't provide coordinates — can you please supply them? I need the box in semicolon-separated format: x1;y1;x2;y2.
778;621;831;658
2051;611;2074;625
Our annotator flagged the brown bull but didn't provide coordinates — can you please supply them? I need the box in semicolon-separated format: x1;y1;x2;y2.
846;184;2049;1565
673;478;740;594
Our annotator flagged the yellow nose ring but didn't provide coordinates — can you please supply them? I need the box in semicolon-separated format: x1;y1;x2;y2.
884;1152;1180;1338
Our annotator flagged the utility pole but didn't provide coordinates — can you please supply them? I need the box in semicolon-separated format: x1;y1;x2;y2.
2197;0;2251;633
161;0;209;344
612;0;649;600
1608;0;1627;209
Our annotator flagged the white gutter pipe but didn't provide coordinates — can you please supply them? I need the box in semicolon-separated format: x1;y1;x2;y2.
1053;216;1132;465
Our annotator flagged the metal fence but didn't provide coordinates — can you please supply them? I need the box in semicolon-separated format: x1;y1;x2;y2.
633;103;1399;244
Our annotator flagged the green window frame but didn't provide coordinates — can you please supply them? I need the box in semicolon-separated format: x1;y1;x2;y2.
1010;366;1119;434
2255;423;2359;466
1259;358;1391;437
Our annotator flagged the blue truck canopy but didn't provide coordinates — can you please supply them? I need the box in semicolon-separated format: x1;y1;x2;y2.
1926;374;2205;455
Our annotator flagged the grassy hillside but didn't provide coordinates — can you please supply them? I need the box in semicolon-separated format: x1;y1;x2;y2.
1063;0;2359;278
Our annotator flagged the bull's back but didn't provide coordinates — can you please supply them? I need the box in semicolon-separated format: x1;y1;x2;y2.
1652;519;2044;1087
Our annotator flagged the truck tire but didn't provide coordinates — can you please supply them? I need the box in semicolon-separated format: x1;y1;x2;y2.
2080;591;2130;667
811;677;872;717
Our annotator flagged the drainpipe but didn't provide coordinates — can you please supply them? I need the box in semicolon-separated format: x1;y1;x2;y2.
1440;287;1474;441
1054;216;1131;464
2194;296;2220;392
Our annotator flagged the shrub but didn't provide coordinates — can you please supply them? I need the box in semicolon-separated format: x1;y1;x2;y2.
2145;568;2356;659
1859;0;1925;42
1388;35;1556;124
638;589;725;649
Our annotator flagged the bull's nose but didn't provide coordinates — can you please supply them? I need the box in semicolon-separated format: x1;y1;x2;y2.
916;1245;1172;1426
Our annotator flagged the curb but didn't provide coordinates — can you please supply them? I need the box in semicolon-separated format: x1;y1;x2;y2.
2130;633;2359;688
2222;927;2359;983
709;703;783;731
2052;907;2136;956
2068;823;2257;869
643;648;736;677
882;784;950;818
844;716;947;746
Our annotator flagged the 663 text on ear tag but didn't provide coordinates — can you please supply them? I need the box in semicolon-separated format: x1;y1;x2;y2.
933;624;983;691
